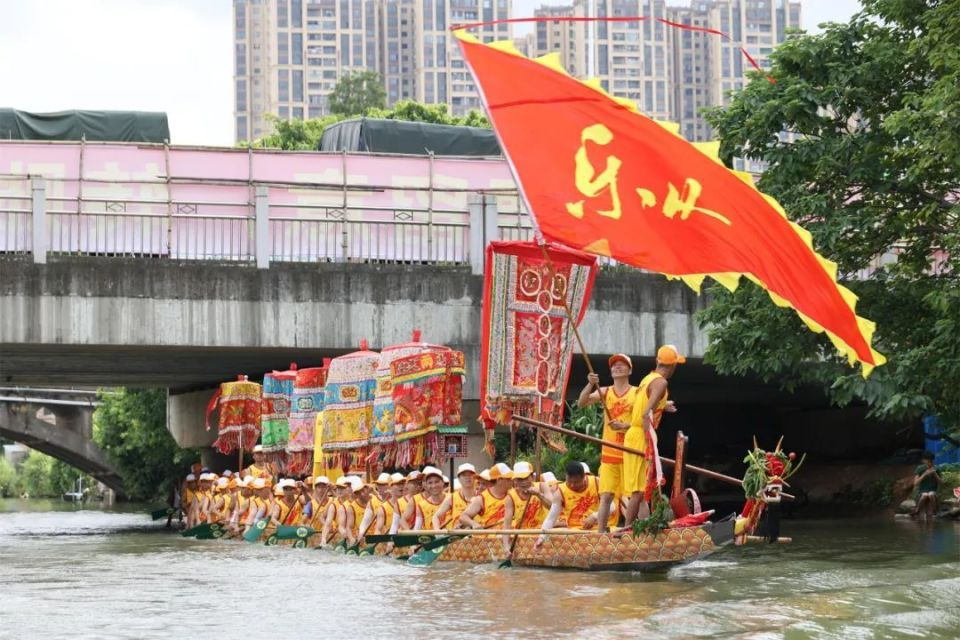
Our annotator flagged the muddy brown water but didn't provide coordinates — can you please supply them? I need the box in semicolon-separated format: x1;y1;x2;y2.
1;499;957;639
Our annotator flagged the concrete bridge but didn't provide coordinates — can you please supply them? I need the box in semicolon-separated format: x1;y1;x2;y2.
0;388;125;494
0;140;912;468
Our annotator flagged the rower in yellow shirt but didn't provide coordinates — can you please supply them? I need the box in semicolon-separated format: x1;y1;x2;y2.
577;353;638;533
244;445;274;480
432;463;479;529
505;461;557;529
459;462;513;529
555;461;601;529
623;344;683;525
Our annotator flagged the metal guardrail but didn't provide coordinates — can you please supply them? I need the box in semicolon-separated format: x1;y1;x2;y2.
0;173;536;267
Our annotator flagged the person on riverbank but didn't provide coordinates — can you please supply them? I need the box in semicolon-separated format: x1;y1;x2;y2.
577;353;638;533
913;451;941;521
622;345;683;526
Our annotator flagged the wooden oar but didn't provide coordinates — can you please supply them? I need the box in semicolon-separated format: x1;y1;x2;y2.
180;522;213;538
512;414;795;501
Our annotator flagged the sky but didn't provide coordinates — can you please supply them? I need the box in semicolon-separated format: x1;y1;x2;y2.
0;0;863;146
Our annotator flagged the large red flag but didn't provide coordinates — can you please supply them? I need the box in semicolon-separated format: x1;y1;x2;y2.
455;30;885;374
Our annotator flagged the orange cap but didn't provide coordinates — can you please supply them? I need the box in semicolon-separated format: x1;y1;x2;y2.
608;353;633;369
656;344;686;365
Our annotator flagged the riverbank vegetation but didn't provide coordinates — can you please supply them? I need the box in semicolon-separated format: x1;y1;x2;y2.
93;388;197;501
0;451;92;498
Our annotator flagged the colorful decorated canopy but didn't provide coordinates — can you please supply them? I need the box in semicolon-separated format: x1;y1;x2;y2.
455;28;885;375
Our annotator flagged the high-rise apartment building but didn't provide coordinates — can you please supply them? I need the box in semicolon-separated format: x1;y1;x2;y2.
533;1;588;78
234;0;799;144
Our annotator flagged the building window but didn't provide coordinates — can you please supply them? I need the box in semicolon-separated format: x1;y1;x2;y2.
292;33;303;64
293;70;303;101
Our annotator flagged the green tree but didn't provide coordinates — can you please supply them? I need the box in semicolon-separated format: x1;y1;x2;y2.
255;100;491;150
93;388;197;501
702;0;960;434
327;70;386;116
255;113;345;150
0;457;20;497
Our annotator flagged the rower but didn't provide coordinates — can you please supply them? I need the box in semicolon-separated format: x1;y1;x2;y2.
577;353;636;533
242;478;271;537
194;473;217;524
272;479;304;531
475;468;491;493
432;463;478;529
346;477;373;545
182;473;198;528
305;476;331;529
411;466;446;530
358;473;392;539
623;344;683;525
556;461;601;529
321;476;351;547
459;462;513;530
245;445;273;480
505;461;557;530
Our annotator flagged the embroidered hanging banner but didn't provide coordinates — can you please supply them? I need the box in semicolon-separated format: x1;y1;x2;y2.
321;345;379;470
480;240;597;434
260;366;297;463
208;379;262;455
390;348;465;467
286;362;330;476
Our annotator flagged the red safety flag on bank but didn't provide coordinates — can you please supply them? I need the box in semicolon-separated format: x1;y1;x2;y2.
454;29;885;374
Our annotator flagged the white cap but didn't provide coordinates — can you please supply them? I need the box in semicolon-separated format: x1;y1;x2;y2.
390;473;406;484
277;479;297;490
236;476;250;488
253;445;263;453
442;475;450;484
421;466;444;480
407;470;423;481
199;473;216;481
454;479;462;491
335;476;350;487
541;472;558;484
478;469;491;481
252;478;266;490
489;462;512;480
349;476;365;491
580;462;592;475
222;470;233;478
456;463;477;476
216;477;229;488
375;472;392;485
512;461;534;479
314;476;330;486
185;474;196;481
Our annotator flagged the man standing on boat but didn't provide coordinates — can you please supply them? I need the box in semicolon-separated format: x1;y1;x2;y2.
577;354;637;533
623;345;683;525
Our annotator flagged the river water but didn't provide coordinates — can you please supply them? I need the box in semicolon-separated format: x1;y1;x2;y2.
0;500;957;639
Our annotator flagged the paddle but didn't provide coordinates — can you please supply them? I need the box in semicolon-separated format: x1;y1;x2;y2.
499;496;533;569
243;519;268;543
275;525;317;541
365;533;435;548
151;507;176;521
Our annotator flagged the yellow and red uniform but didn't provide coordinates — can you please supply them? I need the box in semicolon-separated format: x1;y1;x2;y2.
474;489;510;528
414;494;444;529
598;385;638;496
509;488;548;529
558;476;601;529
624;371;668;496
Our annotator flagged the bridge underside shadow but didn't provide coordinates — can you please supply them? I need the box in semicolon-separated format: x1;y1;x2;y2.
0;402;125;495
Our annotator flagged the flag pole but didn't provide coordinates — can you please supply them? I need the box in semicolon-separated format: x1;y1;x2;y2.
536;242;612;421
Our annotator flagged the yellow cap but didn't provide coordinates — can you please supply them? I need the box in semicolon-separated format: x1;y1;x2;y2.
657;344;686;365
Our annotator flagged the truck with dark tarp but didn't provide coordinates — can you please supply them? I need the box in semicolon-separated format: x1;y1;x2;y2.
318;117;501;157
0;108;170;143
